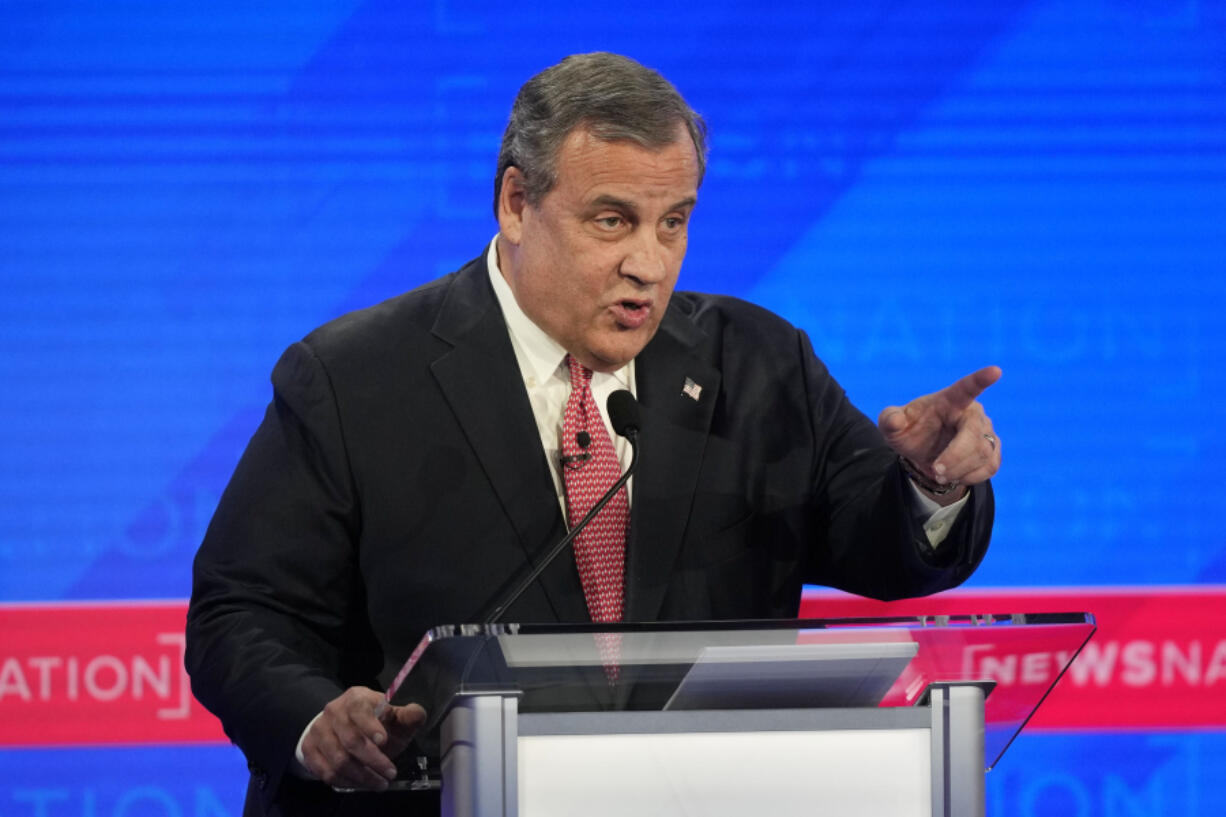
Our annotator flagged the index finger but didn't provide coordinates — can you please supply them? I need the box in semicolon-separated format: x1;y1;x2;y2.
940;365;1002;410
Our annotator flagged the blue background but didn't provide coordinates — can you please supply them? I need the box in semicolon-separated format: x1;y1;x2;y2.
2;0;1224;813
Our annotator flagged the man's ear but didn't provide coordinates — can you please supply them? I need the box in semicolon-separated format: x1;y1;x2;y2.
497;166;527;244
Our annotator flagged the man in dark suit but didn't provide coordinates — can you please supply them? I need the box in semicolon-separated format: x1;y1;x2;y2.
186;52;1000;815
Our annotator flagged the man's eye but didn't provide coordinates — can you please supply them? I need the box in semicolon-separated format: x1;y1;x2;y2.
597;216;623;229
662;216;686;231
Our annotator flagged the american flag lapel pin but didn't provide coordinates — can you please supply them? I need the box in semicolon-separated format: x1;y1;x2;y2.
682;377;703;402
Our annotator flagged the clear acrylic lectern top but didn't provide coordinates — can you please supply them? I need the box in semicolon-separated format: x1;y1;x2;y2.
384;613;1094;770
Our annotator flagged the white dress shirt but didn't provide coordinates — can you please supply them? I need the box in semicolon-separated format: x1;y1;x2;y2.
486;240;635;513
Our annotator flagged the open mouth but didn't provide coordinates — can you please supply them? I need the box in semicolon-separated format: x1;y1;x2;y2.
611;300;651;329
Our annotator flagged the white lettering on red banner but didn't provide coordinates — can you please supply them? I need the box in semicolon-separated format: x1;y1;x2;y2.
0;602;224;746
800;586;1226;728
3;587;1224;747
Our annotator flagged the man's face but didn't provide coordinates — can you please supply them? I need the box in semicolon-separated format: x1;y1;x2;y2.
497;125;700;373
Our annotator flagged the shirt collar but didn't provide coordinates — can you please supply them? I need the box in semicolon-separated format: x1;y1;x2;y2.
487;238;633;389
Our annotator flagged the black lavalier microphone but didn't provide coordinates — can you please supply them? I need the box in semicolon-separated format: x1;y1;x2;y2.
560;430;592;468
484;390;641;624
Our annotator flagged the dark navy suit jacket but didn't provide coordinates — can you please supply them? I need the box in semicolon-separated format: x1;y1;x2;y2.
186;249;993;815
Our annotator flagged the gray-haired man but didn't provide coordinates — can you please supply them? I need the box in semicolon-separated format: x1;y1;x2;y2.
187;52;999;816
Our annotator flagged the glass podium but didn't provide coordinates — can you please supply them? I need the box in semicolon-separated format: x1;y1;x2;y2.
380;613;1095;817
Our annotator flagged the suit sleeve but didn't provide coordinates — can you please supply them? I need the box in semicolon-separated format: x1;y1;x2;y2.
797;329;993;600
186;341;375;799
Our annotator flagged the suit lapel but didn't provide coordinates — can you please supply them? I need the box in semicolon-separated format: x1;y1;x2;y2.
428;254;588;623
624;299;720;622
426;258;722;625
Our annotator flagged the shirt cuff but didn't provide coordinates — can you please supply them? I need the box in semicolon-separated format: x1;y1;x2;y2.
907;479;970;548
292;711;324;780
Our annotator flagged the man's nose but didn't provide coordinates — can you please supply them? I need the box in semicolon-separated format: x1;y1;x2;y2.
619;231;669;284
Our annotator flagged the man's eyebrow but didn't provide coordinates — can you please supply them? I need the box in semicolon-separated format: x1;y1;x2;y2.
587;194;698;212
588;194;636;212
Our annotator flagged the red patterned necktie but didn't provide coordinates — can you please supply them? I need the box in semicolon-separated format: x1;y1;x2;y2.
560;355;627;623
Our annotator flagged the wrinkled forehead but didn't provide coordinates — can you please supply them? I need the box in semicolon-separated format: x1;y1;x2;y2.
552;127;700;207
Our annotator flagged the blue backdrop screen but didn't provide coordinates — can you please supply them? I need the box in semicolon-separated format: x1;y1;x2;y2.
3;1;1225;814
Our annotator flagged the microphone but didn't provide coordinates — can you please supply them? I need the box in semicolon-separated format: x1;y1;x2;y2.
607;389;641;440
484;389;641;624
560;430;592;468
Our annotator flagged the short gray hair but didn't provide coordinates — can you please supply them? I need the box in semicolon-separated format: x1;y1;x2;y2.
494;52;708;217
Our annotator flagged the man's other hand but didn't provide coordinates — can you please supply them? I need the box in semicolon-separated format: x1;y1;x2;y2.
877;366;1002;504
300;686;427;791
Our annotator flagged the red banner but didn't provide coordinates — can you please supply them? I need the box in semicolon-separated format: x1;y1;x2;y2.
3;587;1224;746
800;586;1226;729
0;601;226;747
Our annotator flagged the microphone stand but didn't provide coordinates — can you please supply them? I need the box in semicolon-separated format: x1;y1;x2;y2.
484;427;639;624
